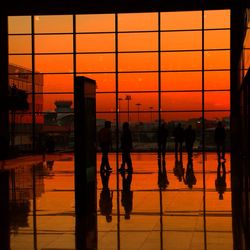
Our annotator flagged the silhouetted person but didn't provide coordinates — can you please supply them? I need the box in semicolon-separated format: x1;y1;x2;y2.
121;170;133;220
119;122;133;172
157;122;169;164
173;123;184;161
46;160;54;170
214;121;226;161
173;159;184;182
46;135;55;153
184;157;196;189
184;125;196;159
99;170;113;222
98;121;112;172
158;159;169;189
215;160;227;200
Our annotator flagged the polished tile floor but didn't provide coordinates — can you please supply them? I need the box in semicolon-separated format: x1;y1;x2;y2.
5;152;232;250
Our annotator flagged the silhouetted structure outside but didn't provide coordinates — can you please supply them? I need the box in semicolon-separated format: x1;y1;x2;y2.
173;123;184;161
214;121;226;161
119;122;133;172
98;121;112;172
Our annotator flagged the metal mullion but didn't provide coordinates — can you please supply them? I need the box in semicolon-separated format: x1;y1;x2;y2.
202;7;207;250
115;12;121;250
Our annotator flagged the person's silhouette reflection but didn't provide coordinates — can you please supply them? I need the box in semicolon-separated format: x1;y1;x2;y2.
215;160;227;200
158;159;169;189
184;158;196;189
120;170;133;220
99;171;113;222
173;159;184;182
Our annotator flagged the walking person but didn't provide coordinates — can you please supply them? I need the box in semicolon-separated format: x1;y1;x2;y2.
214;121;226;161
157;122;169;165
173;123;185;161
119;122;133;172
184;124;196;159
98;120;112;172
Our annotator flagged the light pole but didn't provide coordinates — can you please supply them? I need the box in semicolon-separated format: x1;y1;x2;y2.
149;106;153;123
136;103;141;123
125;95;131;122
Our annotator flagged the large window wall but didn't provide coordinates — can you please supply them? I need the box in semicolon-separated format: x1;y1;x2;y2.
8;10;232;250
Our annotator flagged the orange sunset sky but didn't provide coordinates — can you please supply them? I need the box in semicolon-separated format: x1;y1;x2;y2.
8;10;230;121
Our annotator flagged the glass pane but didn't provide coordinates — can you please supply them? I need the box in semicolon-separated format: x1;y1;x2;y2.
161;92;201;111
42;74;73;93
96;93;115;112
8;16;31;34
162;72;202;90
204;71;230;90
118;32;158;51
161;51;202;71
34;15;73;33
161;11;202;30
9;55;32;70
76;34;115;52
118;13;158;31
205;30;230;49
204;10;230;29
83;73;115;92
9;35;32;54
118;52;158;71
204;51;230;70
118;72;158;91
76;54;115;73
76;14;115;32
161;31;202;50
205;91;230;110
118;92;158;123
35;34;73;53
35;54;73;73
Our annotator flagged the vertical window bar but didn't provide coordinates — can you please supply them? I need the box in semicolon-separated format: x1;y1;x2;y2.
202;8;207;250
115;12;121;250
158;11;164;250
31;16;35;153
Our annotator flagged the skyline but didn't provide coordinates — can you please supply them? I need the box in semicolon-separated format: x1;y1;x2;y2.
8;10;231;121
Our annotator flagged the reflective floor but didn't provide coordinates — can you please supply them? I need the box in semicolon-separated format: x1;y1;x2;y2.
4;152;232;250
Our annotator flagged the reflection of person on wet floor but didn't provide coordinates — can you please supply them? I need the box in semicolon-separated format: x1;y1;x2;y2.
173;159;184;182
121;170;133;220
184;157;196;189
173;123;184;161
157;122;169;164
215;160;226;200
158;159;169;189
184;125;196;159
214;121;226;161
99;170;113;222
98;121;112;172
119;122;133;172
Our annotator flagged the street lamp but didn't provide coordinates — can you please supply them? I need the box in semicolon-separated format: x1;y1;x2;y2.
136;103;141;123
125;95;131;122
149;106;154;123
